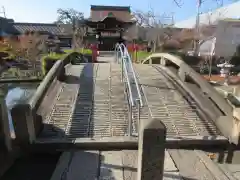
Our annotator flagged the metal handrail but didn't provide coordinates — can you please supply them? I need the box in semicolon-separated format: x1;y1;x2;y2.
115;44;134;107
115;43;143;136
115;43;135;136
119;43;143;107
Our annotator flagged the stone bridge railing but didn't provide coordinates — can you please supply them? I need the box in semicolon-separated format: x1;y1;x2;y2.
142;53;239;144
0;52;82;177
10;52;80;146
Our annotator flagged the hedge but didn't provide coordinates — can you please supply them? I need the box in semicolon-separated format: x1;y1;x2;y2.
41;49;92;75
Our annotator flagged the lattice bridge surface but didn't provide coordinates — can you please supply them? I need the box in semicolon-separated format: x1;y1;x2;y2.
36;62;223;143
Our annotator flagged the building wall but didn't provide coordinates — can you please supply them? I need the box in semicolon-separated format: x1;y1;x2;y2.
215;19;240;57
90;7;137;41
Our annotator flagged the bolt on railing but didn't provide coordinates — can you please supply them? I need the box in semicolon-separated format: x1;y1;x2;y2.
115;43;143;136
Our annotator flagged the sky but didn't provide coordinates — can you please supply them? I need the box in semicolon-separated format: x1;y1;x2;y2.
0;0;235;23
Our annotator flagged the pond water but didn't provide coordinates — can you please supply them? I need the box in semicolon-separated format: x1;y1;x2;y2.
1;83;39;135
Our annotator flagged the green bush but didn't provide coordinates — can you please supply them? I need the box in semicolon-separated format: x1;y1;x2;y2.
64;48;92;55
41;49;92;75
130;51;151;63
41;53;64;75
0;50;16;60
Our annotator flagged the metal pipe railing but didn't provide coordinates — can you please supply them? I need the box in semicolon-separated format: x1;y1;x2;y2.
115;43;143;136
115;44;134;107
122;57;135;107
115;44;134;136
120;44;143;107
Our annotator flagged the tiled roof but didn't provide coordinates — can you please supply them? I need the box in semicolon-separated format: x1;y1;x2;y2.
5;22;72;35
91;5;130;12
86;16;135;23
11;23;61;34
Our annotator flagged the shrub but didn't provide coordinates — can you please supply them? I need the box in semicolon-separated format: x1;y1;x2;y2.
41;53;63;75
41;49;92;75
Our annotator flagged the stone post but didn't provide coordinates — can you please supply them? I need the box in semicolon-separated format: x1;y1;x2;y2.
57;62;66;82
11;104;36;145
0;100;12;152
137;118;166;180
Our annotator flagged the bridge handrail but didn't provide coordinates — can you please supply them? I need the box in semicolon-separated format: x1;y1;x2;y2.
30;52;79;110
119;43;143;107
115;43;143;136
115;44;134;106
115;43;143;107
142;53;232;114
10;51;80;144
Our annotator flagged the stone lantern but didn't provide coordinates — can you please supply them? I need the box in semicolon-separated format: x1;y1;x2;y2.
217;61;234;85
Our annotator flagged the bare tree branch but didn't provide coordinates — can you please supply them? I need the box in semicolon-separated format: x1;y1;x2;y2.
173;0;183;7
56;8;85;49
133;9;176;52
56;8;84;24
172;0;230;8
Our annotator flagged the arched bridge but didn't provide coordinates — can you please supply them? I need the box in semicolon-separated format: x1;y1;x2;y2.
1;44;240;179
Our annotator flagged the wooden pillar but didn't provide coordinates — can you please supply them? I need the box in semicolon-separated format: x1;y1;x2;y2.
0;99;12;152
120;30;123;43
137;118;166;180
11;104;36;145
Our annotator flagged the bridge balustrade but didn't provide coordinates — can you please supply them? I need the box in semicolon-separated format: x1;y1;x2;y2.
10;52;79;145
142;53;239;144
0;100;12;152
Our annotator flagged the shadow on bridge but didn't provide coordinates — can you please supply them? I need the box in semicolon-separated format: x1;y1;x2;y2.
50;150;116;179
36;64;96;141
67;63;95;139
49;150;198;180
1;152;60;180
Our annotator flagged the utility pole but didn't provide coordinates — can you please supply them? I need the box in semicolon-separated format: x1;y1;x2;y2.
171;12;175;26
0;6;6;36
194;0;201;56
0;6;6;18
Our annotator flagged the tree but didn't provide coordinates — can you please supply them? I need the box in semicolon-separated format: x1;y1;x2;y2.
0;32;46;74
18;31;44;61
172;0;225;8
133;9;174;52
2;32;45;61
56;8;85;49
56;8;84;24
172;0;235;55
